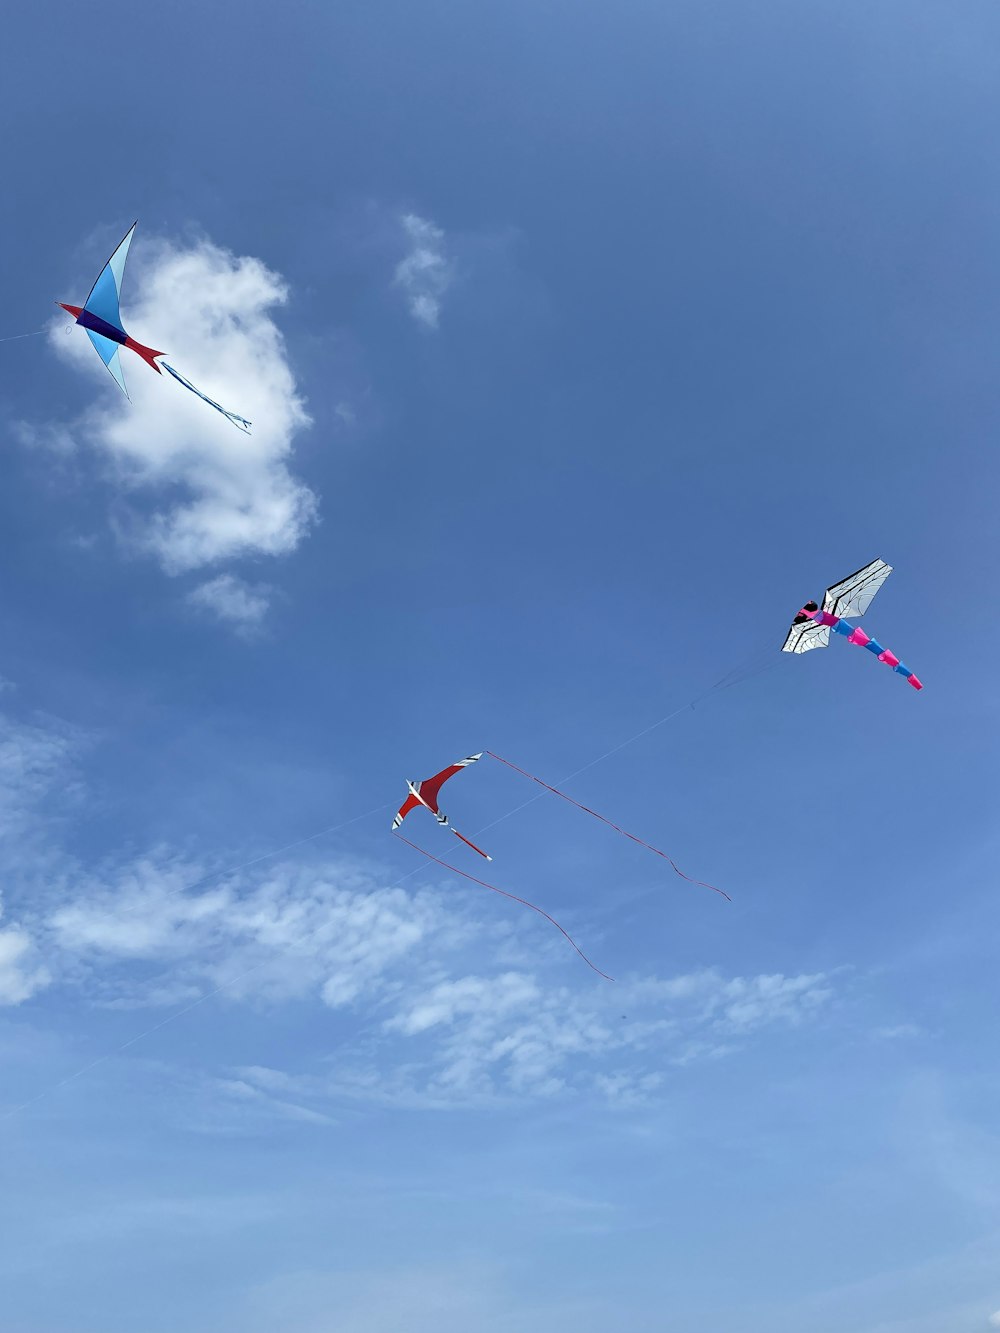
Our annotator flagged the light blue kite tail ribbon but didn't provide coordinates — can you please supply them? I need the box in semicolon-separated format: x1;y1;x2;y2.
161;361;252;433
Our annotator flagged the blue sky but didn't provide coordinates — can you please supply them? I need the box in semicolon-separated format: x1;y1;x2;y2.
2;3;1000;1330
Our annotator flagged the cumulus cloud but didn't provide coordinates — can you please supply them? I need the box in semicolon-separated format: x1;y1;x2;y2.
394;214;453;328
988;1312;1000;1328
188;573;272;633
49;229;315;575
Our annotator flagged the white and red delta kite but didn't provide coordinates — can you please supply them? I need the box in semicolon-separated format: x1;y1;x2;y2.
392;753;492;860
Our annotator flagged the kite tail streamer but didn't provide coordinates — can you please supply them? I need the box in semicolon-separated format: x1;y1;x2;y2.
486;752;731;902
161;361;252;433
393;831;613;981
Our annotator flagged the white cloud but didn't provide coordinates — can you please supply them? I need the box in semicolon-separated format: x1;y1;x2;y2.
48;856;451;1009
41;842;836;1105
372;966;834;1102
49;230;315;574
0;710;82;849
988;1312;1000;1328
0;701;836;1100
0;924;49;1004
394;214;453;329
188;573;272;633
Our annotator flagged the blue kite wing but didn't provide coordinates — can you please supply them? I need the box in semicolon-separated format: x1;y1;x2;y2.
85;330;129;398
83;222;137;333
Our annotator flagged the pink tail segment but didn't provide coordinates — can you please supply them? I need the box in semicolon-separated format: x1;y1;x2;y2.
487;752;730;901
124;336;165;374
393;831;613;980
451;828;493;861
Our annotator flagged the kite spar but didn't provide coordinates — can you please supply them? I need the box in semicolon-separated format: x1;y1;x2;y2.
59;222;252;433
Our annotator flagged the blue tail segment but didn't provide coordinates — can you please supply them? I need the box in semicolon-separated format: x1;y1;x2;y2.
161;361;252;433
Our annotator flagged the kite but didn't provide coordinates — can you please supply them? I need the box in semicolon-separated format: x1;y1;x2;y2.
782;559;922;689
392;753;493;860
58;221;252;432
391;752;614;976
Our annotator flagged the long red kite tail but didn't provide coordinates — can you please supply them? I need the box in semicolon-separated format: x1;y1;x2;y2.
486;751;730;903
450;826;493;861
393;831;613;981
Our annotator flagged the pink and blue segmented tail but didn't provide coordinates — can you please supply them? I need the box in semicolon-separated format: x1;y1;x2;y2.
829;617;922;689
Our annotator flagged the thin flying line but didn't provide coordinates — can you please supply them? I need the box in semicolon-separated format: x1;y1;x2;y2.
473;643;777;838
0;329;45;344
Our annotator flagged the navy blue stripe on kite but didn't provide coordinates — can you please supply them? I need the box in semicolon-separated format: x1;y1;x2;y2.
75;309;128;345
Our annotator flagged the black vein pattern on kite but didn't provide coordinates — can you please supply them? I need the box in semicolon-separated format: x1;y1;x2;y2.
782;558;922;689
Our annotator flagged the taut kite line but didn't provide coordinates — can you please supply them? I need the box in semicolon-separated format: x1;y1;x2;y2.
59;222;252;432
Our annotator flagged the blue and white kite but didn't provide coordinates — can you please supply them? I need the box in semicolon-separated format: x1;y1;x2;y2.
59;222;252;433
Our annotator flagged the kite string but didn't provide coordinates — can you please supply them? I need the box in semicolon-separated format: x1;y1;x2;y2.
474;639;779;841
485;751;731;902
0;329;46;344
392;831;613;981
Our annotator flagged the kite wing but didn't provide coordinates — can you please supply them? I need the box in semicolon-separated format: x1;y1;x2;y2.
417;753;483;811
781;620;830;654
392;792;423;830
75;221;138;398
391;753;484;827
84;330;129;397
823;559;892;621
84;222;136;333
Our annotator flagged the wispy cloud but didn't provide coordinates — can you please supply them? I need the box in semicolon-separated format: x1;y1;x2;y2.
36;840;837;1105
0;712;80;841
0;922;49;1004
46;230;316;576
0;701;837;1097
394;214;453;329
188;574;272;634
